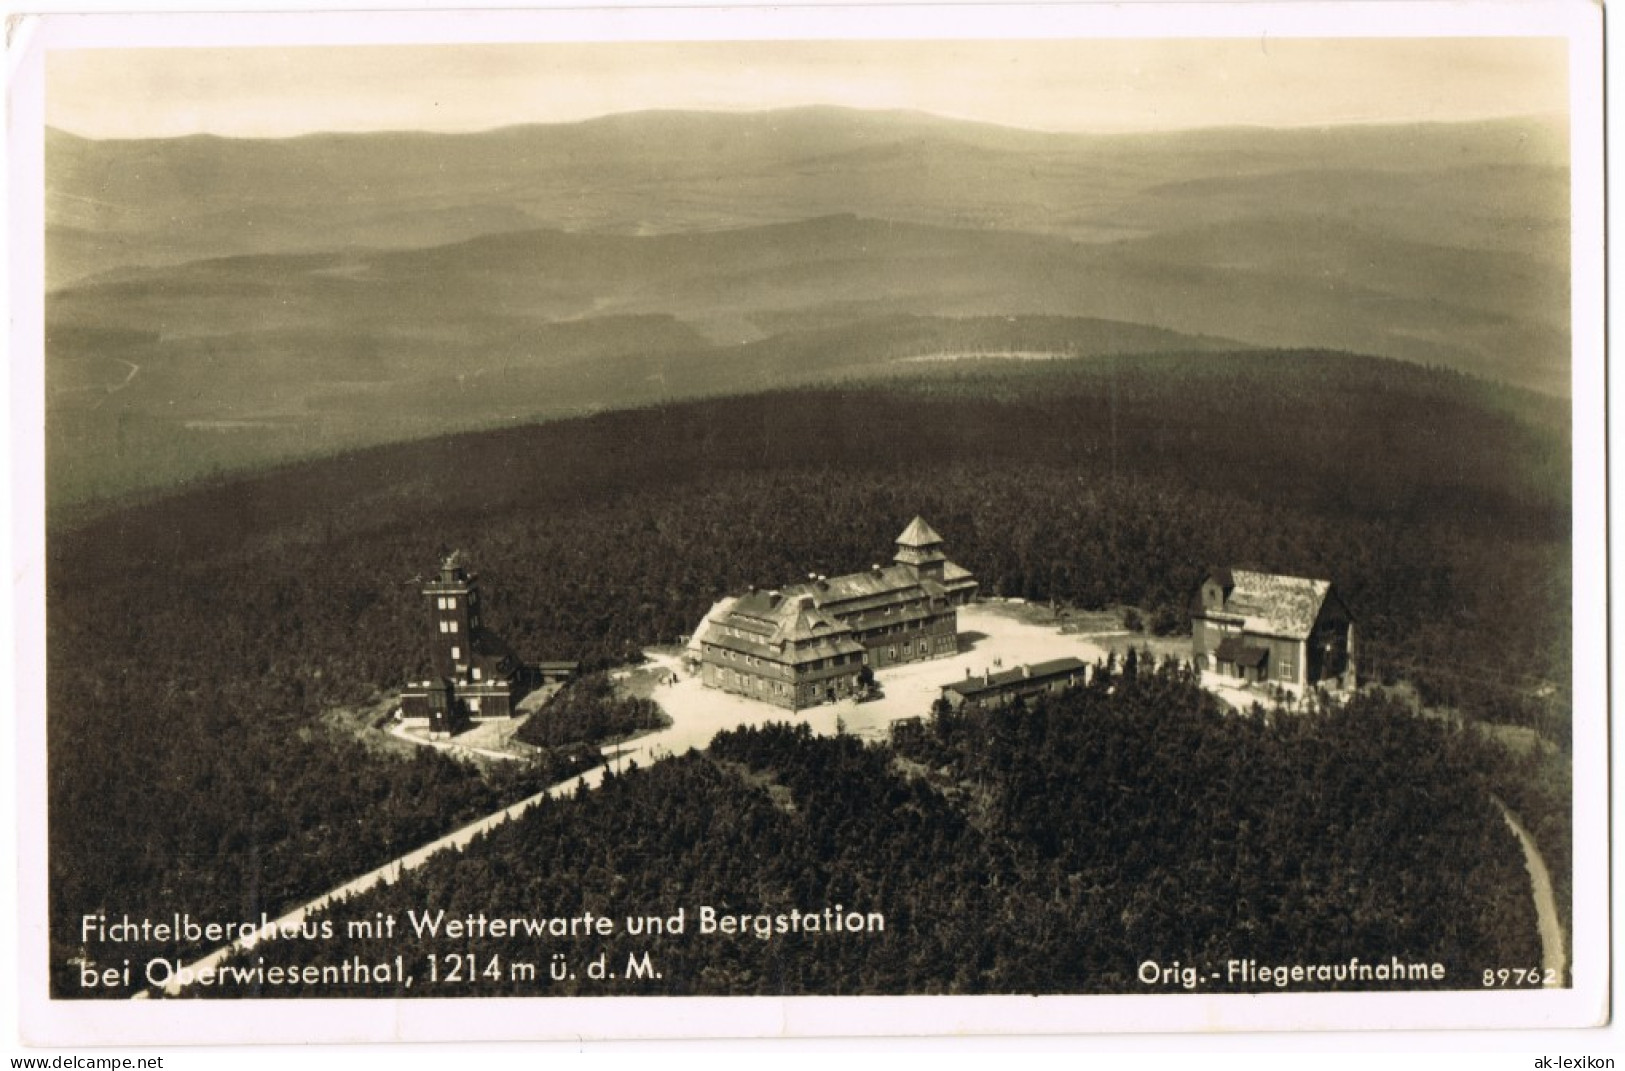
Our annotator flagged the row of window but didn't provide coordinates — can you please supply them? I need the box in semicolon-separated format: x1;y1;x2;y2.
859;616;941;638
438;619;460;634
716;661;873;694
710;644;870;674
804;652;859;670
714;646;778;670
721;667;789;697
882;636;954;661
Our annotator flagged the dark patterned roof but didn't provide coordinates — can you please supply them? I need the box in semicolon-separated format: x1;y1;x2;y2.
1200;569;1331;640
794;565;927;611
700;590;867;663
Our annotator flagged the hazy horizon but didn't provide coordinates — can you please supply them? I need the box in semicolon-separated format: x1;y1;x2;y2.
48;37;1568;141
44;100;1572;144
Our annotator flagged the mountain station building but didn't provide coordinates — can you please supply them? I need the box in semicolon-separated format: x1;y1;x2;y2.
691;517;978;709
1190;568;1355;691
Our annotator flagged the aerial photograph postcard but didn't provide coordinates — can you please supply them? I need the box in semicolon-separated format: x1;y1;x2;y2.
10;1;1607;1046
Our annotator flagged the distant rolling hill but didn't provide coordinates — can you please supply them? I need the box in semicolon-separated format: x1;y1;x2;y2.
45;306;1240;511
47;107;1569;284
44;107;1571;508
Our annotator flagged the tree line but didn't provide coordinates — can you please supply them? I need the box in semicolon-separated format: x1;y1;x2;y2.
515;672;666;750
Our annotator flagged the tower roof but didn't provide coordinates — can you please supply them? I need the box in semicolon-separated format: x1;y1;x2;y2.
424;550;474;593
896;516;945;548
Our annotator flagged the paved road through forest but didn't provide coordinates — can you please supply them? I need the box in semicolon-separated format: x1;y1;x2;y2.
1494;799;1567;986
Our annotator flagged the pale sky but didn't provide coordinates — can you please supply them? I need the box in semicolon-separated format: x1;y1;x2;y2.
46;35;1569;140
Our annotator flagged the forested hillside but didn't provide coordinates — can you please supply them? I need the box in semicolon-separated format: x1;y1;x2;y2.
47;353;1571;995
46;110;1570;506
198;668;1542;996
45;310;1234;510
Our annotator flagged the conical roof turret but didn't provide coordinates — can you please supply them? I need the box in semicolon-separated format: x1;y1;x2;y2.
895;516;944;548
895;516;948;572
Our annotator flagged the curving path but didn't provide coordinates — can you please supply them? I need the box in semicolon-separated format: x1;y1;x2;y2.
1494;798;1567;986
387;719;522;762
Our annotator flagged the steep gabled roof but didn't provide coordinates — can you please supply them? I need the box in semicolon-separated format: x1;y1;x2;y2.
700;590;866;659
784;606;846;641
1205;569;1332;640
793;564;924;610
686;596;740;655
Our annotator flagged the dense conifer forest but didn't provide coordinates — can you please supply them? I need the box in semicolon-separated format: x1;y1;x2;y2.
47;352;1571;995
514;673;666;750
196;666;1541;996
